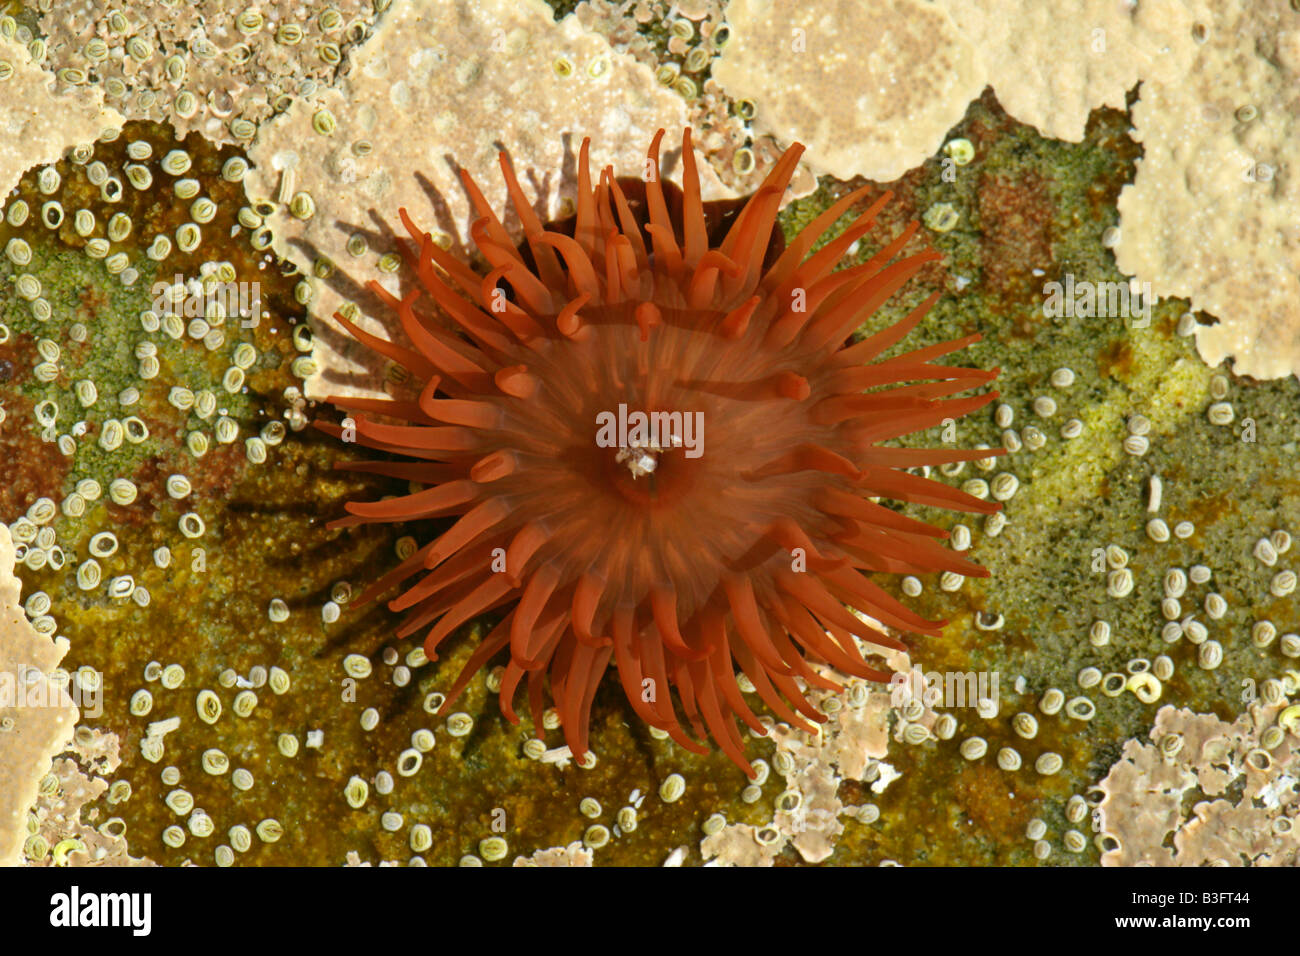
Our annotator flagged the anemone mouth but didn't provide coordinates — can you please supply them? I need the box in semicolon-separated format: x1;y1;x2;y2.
322;128;1002;776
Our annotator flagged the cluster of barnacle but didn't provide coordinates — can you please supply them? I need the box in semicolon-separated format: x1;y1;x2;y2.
21;727;154;867
0;121;334;863
119;655;311;862
1095;699;1300;865
25;0;383;147
1;125;311;568
920;368;1297;860
571;0;806;196
573;0;727;81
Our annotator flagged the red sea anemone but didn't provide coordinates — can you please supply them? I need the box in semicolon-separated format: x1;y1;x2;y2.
323;130;1000;776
